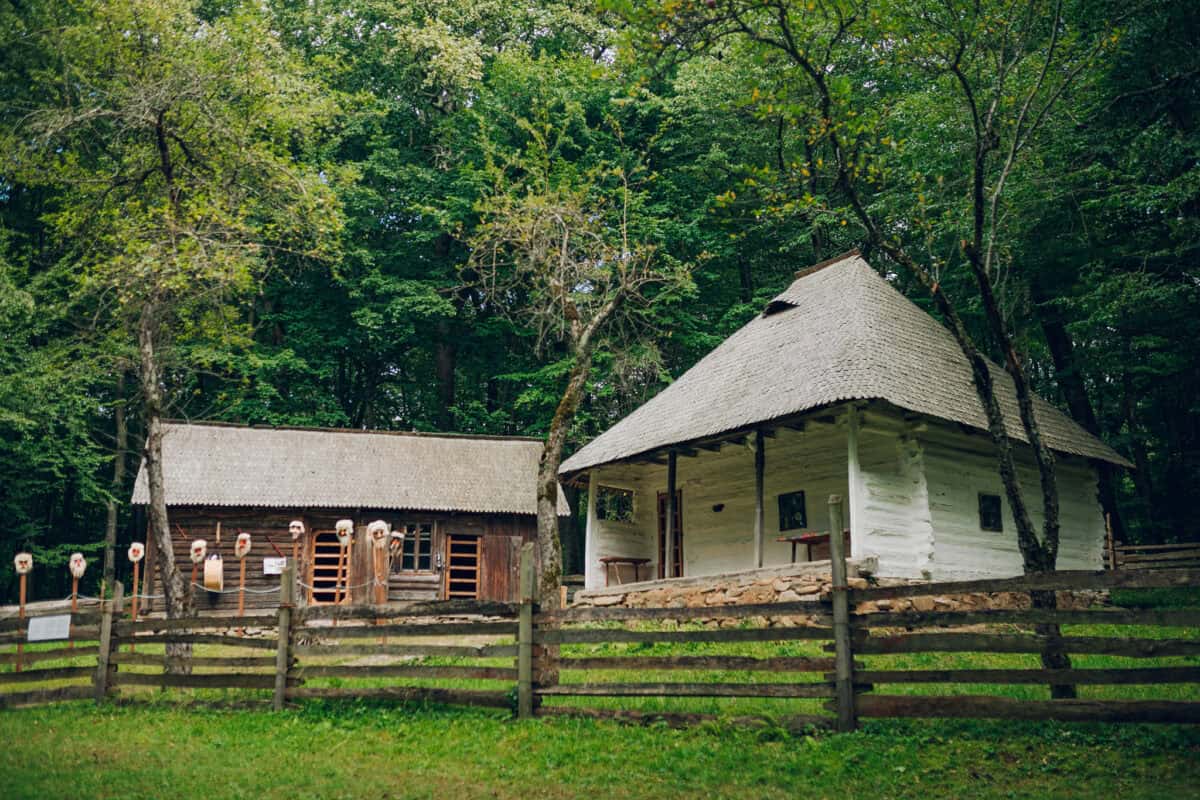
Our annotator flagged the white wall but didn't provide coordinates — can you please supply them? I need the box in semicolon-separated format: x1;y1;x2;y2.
579;405;1107;587
920;427;1105;580
853;410;935;578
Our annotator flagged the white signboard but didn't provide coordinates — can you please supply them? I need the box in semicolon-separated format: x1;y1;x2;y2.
263;557;287;575
27;614;72;643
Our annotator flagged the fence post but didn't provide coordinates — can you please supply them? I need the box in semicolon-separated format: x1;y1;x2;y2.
828;494;857;732
94;582;123;704
517;541;535;720
273;562;294;711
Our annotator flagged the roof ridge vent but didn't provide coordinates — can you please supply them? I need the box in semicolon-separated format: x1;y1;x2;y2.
793;248;861;280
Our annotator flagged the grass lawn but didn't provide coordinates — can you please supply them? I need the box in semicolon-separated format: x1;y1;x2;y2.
0;701;1198;799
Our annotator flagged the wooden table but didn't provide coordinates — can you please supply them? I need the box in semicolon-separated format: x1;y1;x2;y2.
776;529;851;563
598;557;651;586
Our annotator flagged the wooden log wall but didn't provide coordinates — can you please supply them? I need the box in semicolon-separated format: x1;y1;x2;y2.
140;507;537;611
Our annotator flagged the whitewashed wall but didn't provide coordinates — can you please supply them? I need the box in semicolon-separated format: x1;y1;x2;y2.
852;410;935;578
919;427;1105;580
580;404;1106;588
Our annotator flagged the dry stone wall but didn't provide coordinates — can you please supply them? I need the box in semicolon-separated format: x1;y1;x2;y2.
572;558;1103;618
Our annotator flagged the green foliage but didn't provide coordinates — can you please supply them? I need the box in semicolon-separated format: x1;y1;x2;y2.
0;0;1196;599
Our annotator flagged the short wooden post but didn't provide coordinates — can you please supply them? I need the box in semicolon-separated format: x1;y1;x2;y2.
95;582;123;703
16;572;26;672
129;559;140;654
273;562;294;711
517;541;535;720
828;494;857;732
70;575;79;651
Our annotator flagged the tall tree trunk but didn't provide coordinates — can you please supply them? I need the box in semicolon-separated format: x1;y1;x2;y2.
1035;303;1128;543
138;308;193;672
1122;367;1156;538
435;318;457;431
536;348;594;606
102;370;128;592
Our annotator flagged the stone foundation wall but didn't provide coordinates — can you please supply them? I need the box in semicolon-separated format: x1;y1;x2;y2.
572;559;1104;618
572;559;874;611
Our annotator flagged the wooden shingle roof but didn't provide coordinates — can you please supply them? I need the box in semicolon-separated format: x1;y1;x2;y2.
131;422;568;515
561;253;1130;474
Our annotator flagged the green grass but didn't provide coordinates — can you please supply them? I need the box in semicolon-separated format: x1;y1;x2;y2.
0;700;1198;799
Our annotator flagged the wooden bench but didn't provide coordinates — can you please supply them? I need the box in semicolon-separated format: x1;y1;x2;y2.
776;529;850;563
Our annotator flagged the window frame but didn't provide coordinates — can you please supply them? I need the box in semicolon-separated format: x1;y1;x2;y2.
777;490;808;532
393;522;435;574
595;484;636;524
978;492;1004;532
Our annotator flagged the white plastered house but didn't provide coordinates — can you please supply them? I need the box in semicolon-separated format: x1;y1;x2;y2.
559;252;1131;589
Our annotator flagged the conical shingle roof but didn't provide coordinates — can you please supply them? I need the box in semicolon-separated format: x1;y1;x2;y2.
560;253;1129;474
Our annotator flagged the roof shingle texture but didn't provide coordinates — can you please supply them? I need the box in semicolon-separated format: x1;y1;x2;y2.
561;255;1129;473
131;423;568;515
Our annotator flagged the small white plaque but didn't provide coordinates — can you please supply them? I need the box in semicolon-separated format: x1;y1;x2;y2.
263;557;287;575
27;614;72;642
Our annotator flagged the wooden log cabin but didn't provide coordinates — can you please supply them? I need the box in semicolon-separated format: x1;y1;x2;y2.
559;252;1132;589
131;422;567;611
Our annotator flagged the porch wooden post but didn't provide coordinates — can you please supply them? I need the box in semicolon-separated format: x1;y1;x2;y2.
845;408;862;560
517;541;535;719
273;562;294;711
665;450;677;578
584;472;599;589
828;494;857;732
754;428;765;568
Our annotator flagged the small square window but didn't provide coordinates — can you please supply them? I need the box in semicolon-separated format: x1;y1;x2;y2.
978;493;1003;532
596;486;635;523
778;490;808;531
395;523;433;572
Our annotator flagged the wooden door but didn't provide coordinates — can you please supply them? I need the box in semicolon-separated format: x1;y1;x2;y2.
444;533;482;599
657;490;683;579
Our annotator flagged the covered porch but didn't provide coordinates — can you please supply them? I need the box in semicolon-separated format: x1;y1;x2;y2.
572;402;908;592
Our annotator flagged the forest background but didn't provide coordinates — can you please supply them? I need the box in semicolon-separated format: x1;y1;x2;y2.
0;0;1196;601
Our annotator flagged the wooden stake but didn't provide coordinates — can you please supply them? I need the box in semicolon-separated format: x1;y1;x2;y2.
130;560;140;654
70;577;79;651
16;574;26;673
237;557;247;635
375;546;387;644
333;542;347;626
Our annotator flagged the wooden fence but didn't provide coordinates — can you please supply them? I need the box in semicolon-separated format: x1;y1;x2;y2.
1109;540;1200;571
3;519;1200;729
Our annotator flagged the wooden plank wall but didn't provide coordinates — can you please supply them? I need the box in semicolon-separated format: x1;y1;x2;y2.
143;507;537;609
